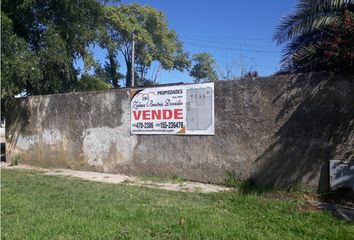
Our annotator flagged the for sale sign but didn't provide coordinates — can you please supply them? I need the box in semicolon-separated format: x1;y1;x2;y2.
130;82;214;135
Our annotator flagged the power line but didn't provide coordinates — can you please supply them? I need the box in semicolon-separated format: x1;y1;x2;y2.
180;36;277;49
217;63;277;69
179;33;270;41
183;41;281;54
217;62;277;70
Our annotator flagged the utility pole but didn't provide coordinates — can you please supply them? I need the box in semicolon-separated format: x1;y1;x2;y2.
131;31;135;88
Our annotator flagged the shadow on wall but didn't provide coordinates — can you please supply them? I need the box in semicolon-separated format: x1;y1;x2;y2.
253;73;354;193
0;143;5;162
4;98;30;160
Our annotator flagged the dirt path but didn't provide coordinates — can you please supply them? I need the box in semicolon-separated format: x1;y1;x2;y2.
1;163;230;193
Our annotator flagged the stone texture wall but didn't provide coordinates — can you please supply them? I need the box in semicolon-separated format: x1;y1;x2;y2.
5;73;354;191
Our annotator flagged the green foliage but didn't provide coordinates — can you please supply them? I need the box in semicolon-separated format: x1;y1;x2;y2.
273;0;354;73
143;80;159;87
103;4;191;87
224;171;241;188
1;0;106;97
94;59;124;88
190;53;218;83
76;74;111;92
1;13;42;98
2;1;188;97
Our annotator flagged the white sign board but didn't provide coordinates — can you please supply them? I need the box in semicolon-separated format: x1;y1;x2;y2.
130;82;215;135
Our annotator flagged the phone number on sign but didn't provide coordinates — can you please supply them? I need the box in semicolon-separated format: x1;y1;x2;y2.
159;122;184;129
133;122;184;129
135;122;154;129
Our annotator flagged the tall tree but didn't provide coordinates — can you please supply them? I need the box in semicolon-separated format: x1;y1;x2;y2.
103;4;190;87
190;53;218;83
1;0;106;96
273;0;354;73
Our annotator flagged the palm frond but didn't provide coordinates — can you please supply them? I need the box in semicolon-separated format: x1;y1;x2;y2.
273;0;351;45
274;0;354;72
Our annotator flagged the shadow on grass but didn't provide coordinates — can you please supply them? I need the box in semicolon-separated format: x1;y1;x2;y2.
225;170;354;221
224;171;302;196
320;191;354;206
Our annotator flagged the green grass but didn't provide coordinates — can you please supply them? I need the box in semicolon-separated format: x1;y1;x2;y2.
1;169;353;240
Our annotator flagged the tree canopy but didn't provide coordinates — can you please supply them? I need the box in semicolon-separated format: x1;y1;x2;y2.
102;4;190;87
190;53;218;83
273;0;354;73
1;1;191;98
1;0;107;98
1;13;42;98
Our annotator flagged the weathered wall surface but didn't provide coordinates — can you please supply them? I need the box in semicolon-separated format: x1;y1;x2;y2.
5;73;354;191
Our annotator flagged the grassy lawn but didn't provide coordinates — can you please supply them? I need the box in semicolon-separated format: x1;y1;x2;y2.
1;169;353;240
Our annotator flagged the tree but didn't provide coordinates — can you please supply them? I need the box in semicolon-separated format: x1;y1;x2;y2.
190;53;218;83
103;4;190;87
1;0;106;97
76;74;111;92
1;13;42;99
273;0;354;73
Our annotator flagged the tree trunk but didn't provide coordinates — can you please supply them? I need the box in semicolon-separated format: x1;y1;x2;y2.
108;53;119;88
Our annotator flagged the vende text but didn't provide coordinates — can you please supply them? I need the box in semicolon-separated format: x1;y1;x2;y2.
133;109;183;120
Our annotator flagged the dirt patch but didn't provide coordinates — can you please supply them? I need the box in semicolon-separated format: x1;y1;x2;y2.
1;163;230;193
300;201;321;213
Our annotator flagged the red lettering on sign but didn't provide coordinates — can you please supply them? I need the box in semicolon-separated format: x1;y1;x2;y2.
142;110;151;120
151;110;161;120
163;109;173;119
133;109;183;120
133;111;142;120
174;109;183;119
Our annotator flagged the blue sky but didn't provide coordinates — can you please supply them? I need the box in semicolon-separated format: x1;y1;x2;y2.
88;0;297;85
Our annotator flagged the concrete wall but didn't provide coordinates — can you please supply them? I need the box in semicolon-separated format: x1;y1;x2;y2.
1;127;5;161
5;73;354;191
